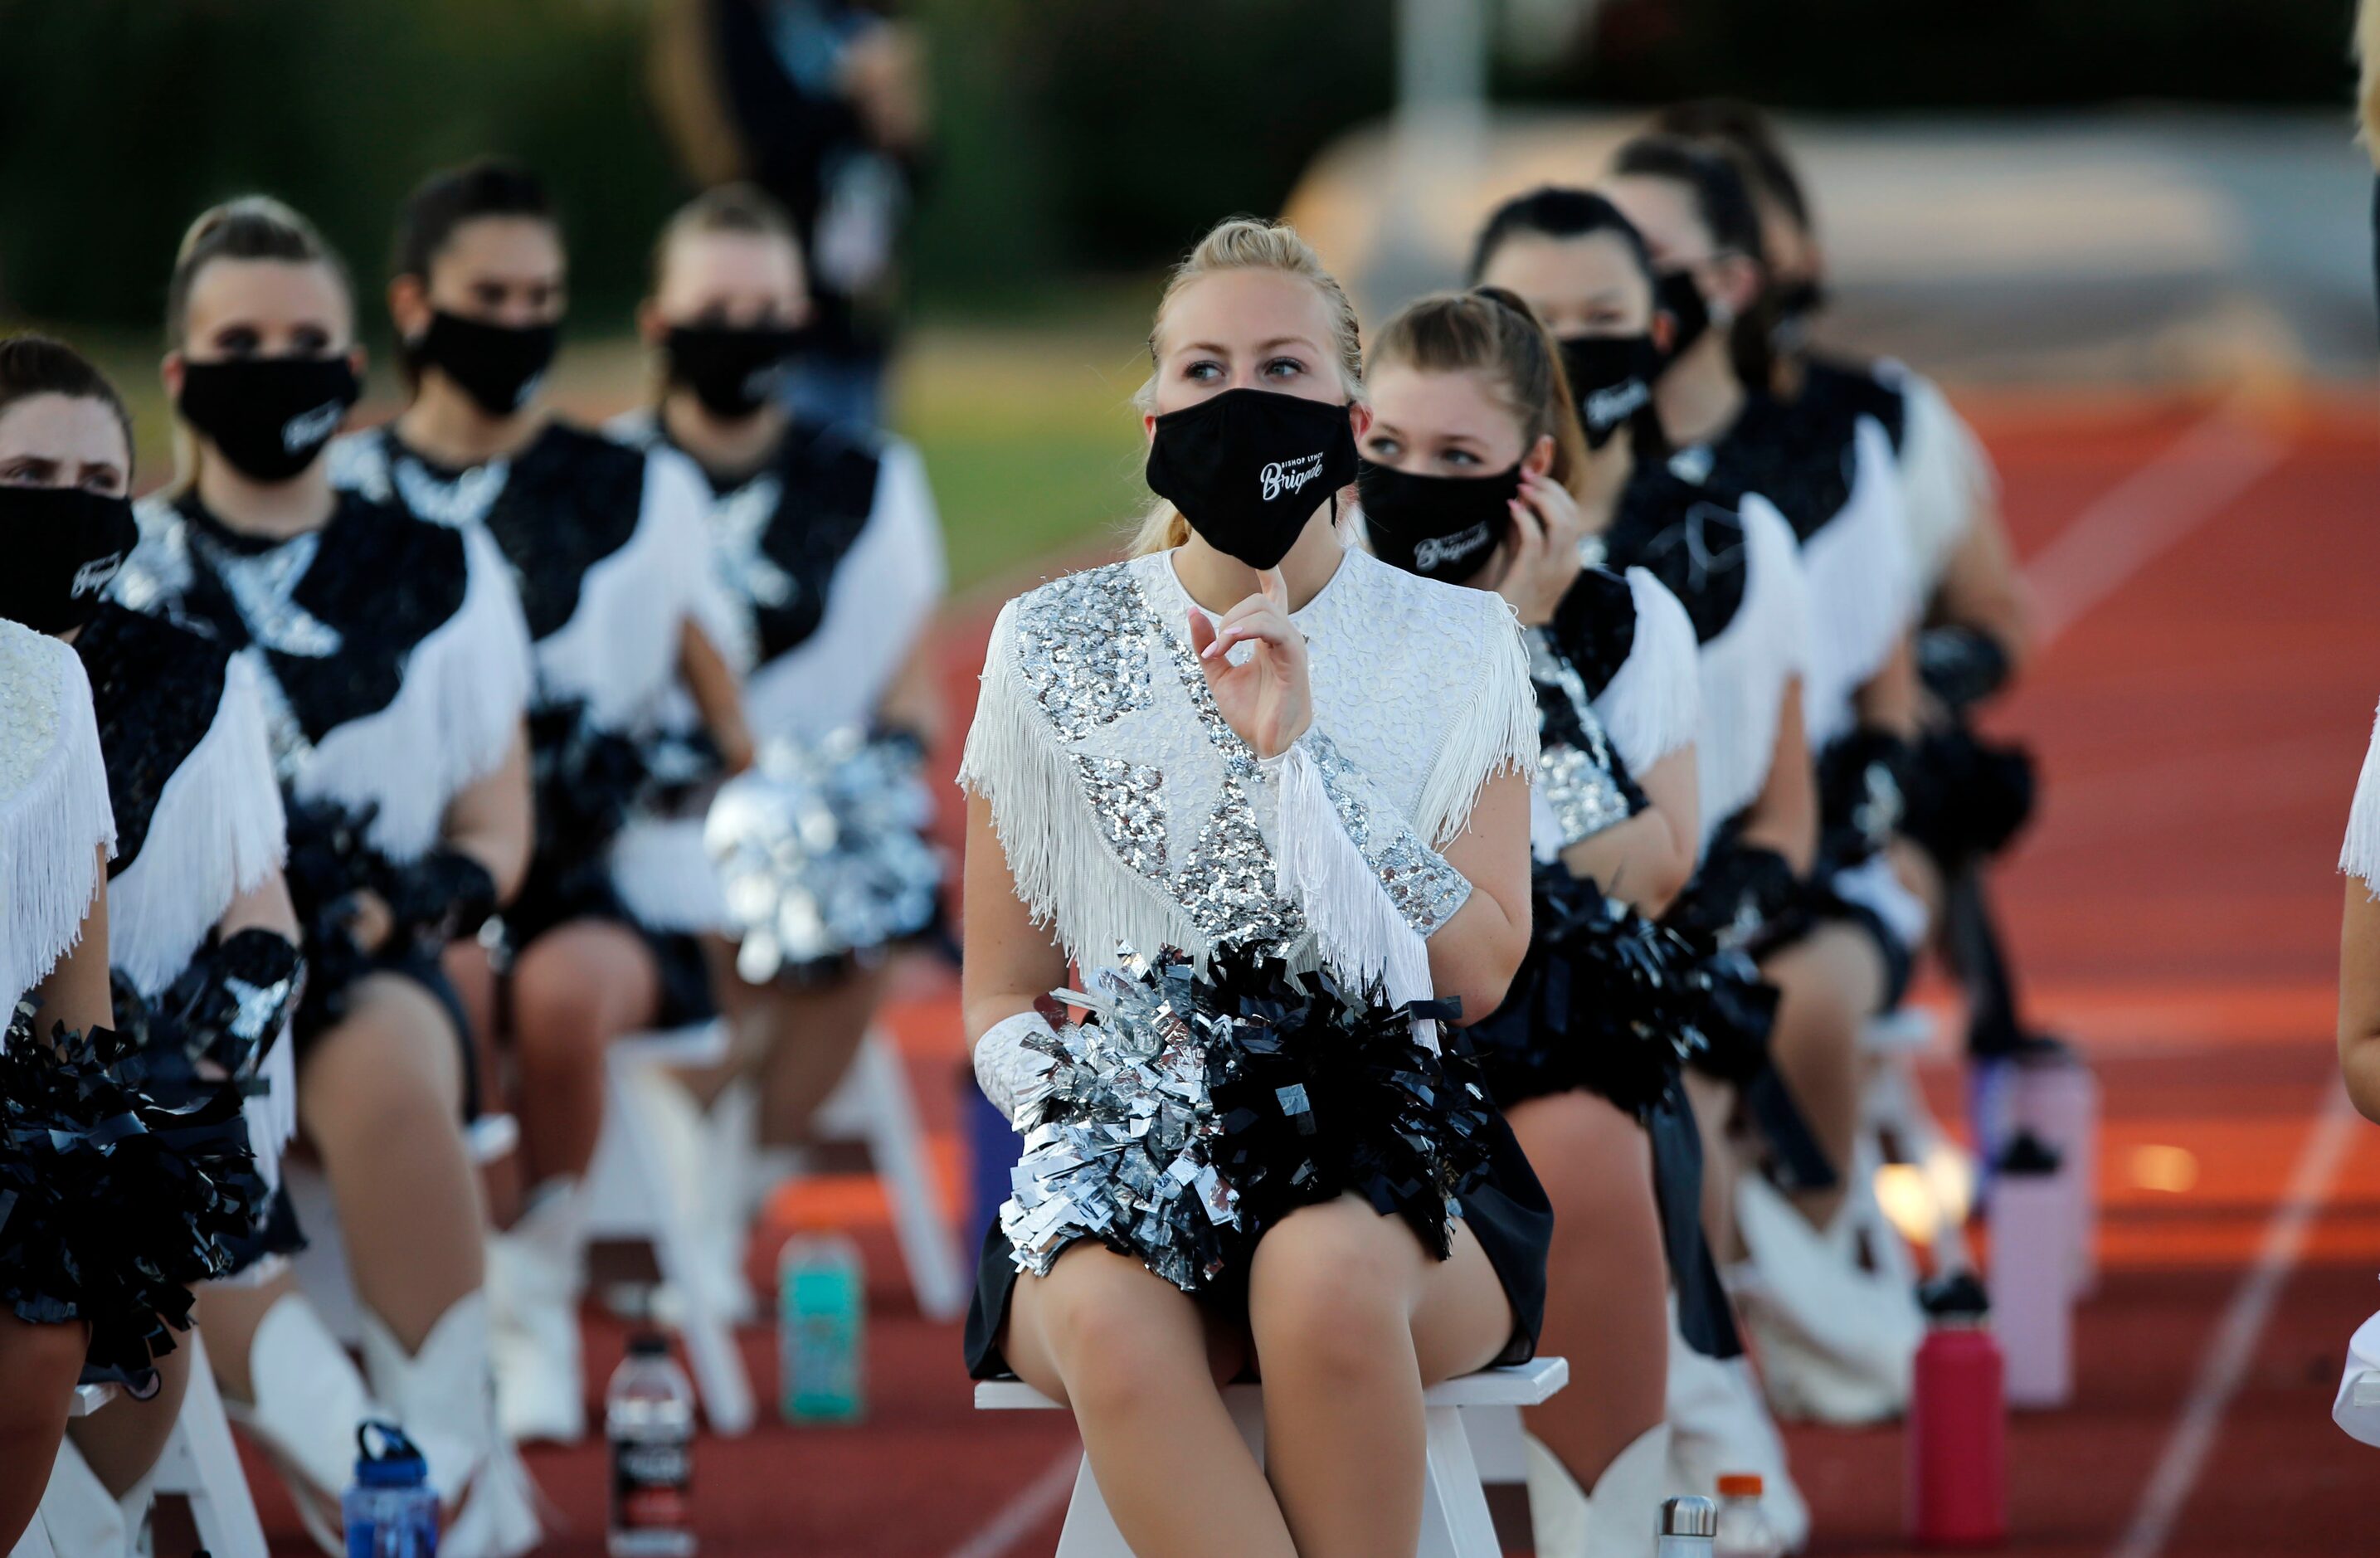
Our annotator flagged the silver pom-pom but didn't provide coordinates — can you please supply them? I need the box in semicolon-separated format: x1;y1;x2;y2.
703;729;944;982
999;948;1239;1293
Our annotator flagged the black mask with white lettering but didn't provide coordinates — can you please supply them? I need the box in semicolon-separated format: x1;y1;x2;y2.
1143;387;1358;572
665;324;802;420
177;356;360;484
0;485;139;634
1357;460;1521;585
413;310;557;417
1654;270;1713;374
1558;334;1662;450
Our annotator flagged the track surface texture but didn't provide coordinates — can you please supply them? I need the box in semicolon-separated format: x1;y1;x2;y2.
236;388;2380;1556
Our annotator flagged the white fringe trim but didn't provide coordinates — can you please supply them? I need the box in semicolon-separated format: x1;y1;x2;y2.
109;656;289;998
299;525;533;864
957;601;1206;967
0;627;114;1013
2341;700;2380;893
1597;568;1704;777
1795;417;1919;752
1892;368;1995;601
609;816;731;933
531;447;713;730
1277;742;1441;1051
1695;497;1814;849
1411;594;1539;850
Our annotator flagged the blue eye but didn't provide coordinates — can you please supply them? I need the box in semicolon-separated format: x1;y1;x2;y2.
1186;360;1221;382
1263;357;1303;378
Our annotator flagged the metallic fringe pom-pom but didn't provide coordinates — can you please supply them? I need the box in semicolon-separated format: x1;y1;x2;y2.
1000;948;1239;1293
0;1005;260;1394
706;729;945;983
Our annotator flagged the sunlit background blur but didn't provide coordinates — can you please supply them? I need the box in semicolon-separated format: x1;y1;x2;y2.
0;0;2367;586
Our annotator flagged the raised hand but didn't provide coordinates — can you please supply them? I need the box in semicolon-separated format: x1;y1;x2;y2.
1494;468;1588;626
1188;567;1314;759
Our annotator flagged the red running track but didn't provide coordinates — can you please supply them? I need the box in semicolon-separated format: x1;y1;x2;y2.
234;388;2380;1556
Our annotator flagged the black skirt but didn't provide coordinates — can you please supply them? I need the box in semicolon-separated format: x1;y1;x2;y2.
963;1109;1551;1380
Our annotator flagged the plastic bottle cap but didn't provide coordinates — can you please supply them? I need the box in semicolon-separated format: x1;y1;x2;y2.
628;1332;669;1358
352;1421;429;1487
1995;1130;2062;1176
1919;1269;1992;1322
1716;1472;1764;1497
1661;1495;1718;1537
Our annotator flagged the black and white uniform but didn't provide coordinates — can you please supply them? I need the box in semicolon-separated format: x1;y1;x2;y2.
599;411;945;944
118;490;532;1078
0;616;113;1025
74;601;300;1214
332;422;723;1025
957;547;1552;1377
1672;391;1925;995
1798;356;1994;608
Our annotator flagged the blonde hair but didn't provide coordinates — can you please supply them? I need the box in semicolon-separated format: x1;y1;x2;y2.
163;195;353;491
650;181;801;297
1127;217;1364;557
1367;287;1592;503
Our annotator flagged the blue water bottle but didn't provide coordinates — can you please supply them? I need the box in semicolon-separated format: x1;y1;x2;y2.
778;1233;865;1422
343;1422;439;1557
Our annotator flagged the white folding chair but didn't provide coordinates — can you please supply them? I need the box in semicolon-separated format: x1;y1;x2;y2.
148;1332;271;1558
974;1357;1569;1557
583;1020;758;1434
803;1028;970;1322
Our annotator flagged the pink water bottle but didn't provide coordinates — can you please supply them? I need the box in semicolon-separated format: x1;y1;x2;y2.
1908;1273;2007;1549
1990;1133;2072;1409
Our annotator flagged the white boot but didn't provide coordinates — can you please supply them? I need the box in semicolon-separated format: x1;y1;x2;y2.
2334;1308;2380;1447
489;1176;589;1444
1527;1423;1676;1558
26;1440;129;1558
1732;1169;1923;1425
360;1294;543;1558
1667;1306;1810;1553
221;1293;379;1555
627;1066;759;1326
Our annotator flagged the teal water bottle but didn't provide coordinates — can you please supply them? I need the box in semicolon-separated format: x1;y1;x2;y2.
343;1422;438;1557
778;1232;865;1422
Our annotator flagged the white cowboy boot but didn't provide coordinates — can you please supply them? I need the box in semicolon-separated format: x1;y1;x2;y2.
1526;1423;1676;1557
221;1293;379;1555
25;1440;129;1558
359;1293;543;1558
488;1176;589;1444
2334;1307;2380;1447
625;1066;758;1326
1732;1168;1922;1426
1666;1303;1810;1553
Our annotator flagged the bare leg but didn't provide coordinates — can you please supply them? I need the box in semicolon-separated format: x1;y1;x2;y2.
752;962;891;1146
1247;1196;1511;1558
1682;1070;1743;1263
301;974;484;1351
0;1316;88;1546
509;920;659;1186
1507;1092;1669;1487
1760;923;1886;1229
1001;1243;1292;1558
194;1268;297;1404
66;1342;190;1497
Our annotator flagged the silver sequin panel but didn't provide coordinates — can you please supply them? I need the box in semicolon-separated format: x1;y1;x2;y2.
1297;728;1473;937
1528;627;1633;849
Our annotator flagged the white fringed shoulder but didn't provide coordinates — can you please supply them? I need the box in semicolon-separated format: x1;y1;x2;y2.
1594;567;1702;778
107;654;289;997
0;621;115;1012
1691;496;1814;848
1887;365;1996;601
2342;699;2380;893
1794;416;1919;751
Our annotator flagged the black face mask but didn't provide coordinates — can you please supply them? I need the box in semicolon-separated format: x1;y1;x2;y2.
0;485;139;634
1144;387;1358;572
665;324;802;420
178;356;362;484
1357;460;1521;585
1654;270;1713;373
1558;335;1662;450
414;310;557;417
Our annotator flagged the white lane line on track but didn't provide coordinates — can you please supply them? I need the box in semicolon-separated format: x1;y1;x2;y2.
2104;1083;2360;1558
2022;408;2285;646
946;1447;1083;1558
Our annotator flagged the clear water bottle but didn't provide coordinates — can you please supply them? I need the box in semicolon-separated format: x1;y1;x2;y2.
1658;1494;1717;1557
1714;1473;1782;1558
778;1232;864;1423
606;1332;697;1557
343;1422;438;1558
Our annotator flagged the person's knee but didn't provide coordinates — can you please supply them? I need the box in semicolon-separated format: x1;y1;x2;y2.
1039;1271;1203;1421
513;934;650;1059
300;982;465;1147
0;1317;87;1430
1248;1207;1411;1383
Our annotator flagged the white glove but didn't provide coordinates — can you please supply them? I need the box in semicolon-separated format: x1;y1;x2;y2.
973;1010;1057;1127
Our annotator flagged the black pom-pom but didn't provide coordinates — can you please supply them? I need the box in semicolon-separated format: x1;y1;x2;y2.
1201;946;1494;1259
1901;725;2035;869
1663;834;1814;959
1472;865;1702;1115
281;797;383;1030
0;1007;260;1393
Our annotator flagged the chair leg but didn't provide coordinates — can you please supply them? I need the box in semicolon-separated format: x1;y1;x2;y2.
611;1058;757;1436
853;1035;970;1322
163;1332;270;1558
1417;1403;1502;1558
1053;1455;1132;1558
